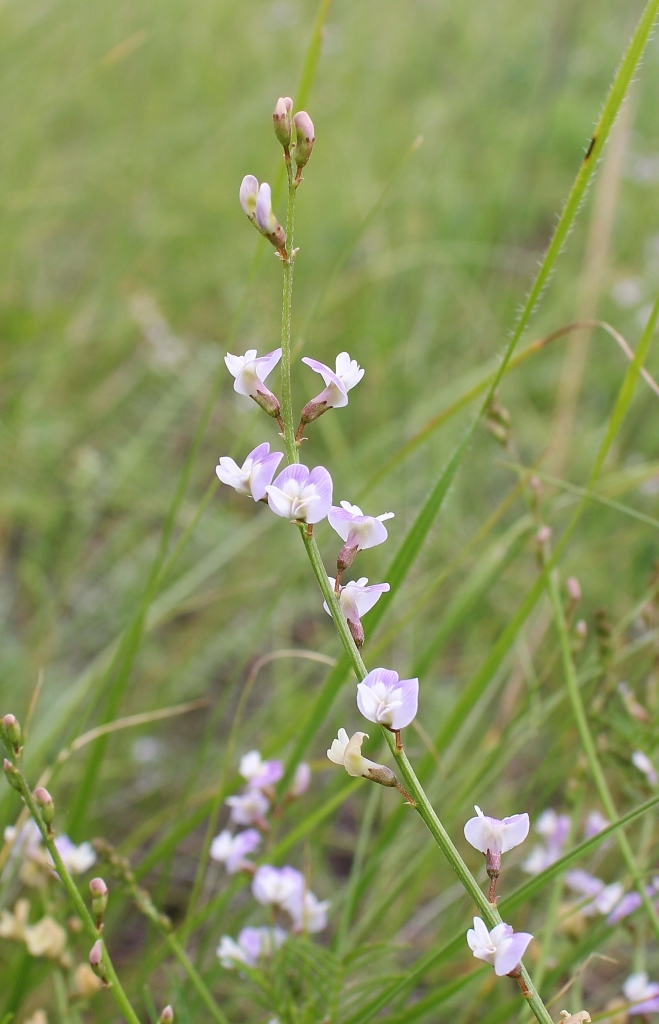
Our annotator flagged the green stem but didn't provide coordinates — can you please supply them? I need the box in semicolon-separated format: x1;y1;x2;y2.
298;528;554;1024
1;752;141;1024
546;566;659;941
165;934;229;1024
280;160;298;464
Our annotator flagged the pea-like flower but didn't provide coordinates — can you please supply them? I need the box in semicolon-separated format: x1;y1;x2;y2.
608;891;643;924
583;810;609;839
522;808;570;875
290;891;331;934
632;750;658;786
24;916;68;959
328;501;395;578
266;464;333;524
623;973;659;1014
52;836;96;875
216;443;283;502
464;805;529;882
239;750;284;789
217;926;286;969
356;668;419;731
298;352;364;429
565;869;624;916
327;729;396;787
252;865;305;913
225;348;283;422
209;829;261;874
466;917;533;976
225;789;270;827
323;576;390;648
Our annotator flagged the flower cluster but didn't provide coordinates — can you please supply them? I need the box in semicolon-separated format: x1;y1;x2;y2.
214;750;328;970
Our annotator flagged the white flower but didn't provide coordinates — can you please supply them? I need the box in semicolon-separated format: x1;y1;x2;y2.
266;464;333;524
565;870;624;916
225;789;270;826
252;865;305;911
301;352;365;412
239;750;284;789
328;501;394;551
224;347;281;404
623;973;659;1014
632;750;658;786
24;916;67;959
356;667;419;730
290;891;330;934
255;183;280;236
0;898;30;941
466;917;533;976
217;926;286;969
209;829;261;873
324;577;390;625
327;728;385;779
52;837;96;875
216;443;283;502
464;806;530;856
583;810;609;839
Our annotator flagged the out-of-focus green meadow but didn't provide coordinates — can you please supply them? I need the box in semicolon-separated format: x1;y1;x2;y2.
2;0;659;1019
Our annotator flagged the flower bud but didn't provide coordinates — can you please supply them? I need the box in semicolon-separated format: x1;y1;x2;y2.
239;175;259;219
89;939;105;979
89;877;108;918
3;758;22;791
364;764;398;788
566;577;581;606
34;787;54;826
255;183;287;252
575;619;587;640
3;714;22;748
293;111;315;169
159;1006;174;1024
273;96;293;147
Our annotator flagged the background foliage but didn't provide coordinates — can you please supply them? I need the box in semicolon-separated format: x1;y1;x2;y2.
2;0;659;1020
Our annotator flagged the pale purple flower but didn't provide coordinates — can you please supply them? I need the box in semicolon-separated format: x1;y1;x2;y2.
467;917;533;976
608;891;643;924
565;870;624;916
327;729;388;780
293;111;315;169
290;762;312;797
217;926;286;969
239;175;259;218
239;750;284;789
225;789;270;827
252;865;305;912
583;810;609;840
290;891;330;934
632;750;658;786
324;577;390;625
328;501;394;551
209;829;261;873
216;443;283;502
623;973;659;1014
464;806;530;857
255;183;278;235
301;352;364;412
357;667;419;730
522;809;570;875
52;836;96;875
266;464;333;524
225;348;282;418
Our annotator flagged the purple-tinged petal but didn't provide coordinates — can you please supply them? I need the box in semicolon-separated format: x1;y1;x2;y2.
301;356;336;387
273;463;310;489
494;931;533;976
255;348;282;382
389;676;419;730
250;451;284;502
304;466;333;523
499;813;530;853
327;505;354;541
608;891;642;924
353;582;390;617
362;667;400;690
565;870;604;898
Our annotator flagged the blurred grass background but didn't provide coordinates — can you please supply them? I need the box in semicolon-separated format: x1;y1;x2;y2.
2;0;659;1019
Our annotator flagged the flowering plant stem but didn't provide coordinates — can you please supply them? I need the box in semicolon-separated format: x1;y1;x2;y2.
297;529;554;1024
546;564;659;941
0;743;141;1024
280;161;299;465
